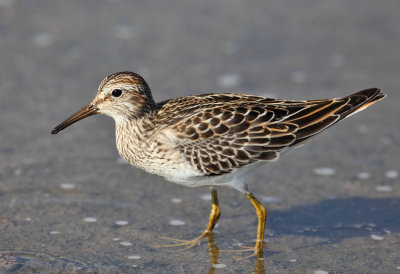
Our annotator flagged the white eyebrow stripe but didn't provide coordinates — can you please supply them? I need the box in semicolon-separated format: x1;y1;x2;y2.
105;83;138;94
118;83;138;90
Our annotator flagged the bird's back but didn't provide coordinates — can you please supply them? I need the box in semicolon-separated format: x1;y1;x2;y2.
151;88;385;177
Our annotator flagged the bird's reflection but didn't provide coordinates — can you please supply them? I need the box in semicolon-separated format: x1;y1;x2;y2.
205;233;265;274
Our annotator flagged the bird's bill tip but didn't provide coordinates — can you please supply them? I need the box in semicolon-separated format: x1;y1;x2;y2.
51;103;99;134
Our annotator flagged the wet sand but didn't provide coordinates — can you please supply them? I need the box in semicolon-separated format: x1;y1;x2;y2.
0;1;399;272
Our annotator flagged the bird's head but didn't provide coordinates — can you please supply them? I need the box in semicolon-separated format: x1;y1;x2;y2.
51;71;155;134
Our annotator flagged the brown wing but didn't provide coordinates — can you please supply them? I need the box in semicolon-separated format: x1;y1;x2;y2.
154;93;289;126
156;88;385;176
284;88;386;147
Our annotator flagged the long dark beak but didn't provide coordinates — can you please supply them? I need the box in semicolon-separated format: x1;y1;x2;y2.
51;103;99;134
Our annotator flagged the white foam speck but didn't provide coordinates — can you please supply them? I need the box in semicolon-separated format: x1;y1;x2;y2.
169;219;185;226
329;54;345;68
212;263;226;269
314;167;335;176
262;196;280;203
217;73;241;88
112;237;120;241
60;183;75;190
370;234;384;240
357;172;370;180
33;32;54;47
376;185;392;192
128;255;142;260
200;194;211;201
84;217;97;223
230;201;239;207
132;264;138;267
385;170;398;179
114;25;134;39
314;271;328;274
396;266;400;270
290;259;297;263
0;0;15;7
290;71;307;84
115;220;129;226
120;241;132;246
171;198;182;203
49;231;60;235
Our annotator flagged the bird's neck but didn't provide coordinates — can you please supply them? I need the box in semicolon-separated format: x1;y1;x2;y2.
114;114;156;166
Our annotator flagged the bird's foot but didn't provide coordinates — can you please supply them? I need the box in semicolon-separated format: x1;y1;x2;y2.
220;241;264;261
154;230;210;252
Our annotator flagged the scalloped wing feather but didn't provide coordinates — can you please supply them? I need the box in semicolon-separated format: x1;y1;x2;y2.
155;89;385;176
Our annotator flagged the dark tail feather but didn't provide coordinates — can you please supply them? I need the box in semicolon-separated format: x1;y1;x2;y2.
335;88;386;119
288;88;386;148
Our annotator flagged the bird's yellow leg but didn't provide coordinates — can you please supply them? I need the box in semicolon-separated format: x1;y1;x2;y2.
223;192;266;259
247;192;267;255
156;187;221;251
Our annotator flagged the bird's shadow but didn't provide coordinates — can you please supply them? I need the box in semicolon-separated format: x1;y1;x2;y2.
208;197;399;273
148;197;398;273
267;196;399;241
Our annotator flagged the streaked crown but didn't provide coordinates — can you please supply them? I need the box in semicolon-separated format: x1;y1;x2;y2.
95;71;156;122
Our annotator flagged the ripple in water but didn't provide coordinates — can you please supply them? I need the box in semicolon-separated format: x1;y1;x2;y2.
0;249;97;272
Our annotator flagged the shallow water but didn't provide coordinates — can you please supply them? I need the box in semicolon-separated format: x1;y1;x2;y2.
1;0;399;272
1;158;399;272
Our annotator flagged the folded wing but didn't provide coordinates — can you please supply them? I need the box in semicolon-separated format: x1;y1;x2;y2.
156;88;385;176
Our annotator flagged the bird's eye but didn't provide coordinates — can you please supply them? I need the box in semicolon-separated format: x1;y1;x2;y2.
112;89;122;97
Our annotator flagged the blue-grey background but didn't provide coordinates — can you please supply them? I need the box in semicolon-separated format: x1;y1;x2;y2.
0;1;398;272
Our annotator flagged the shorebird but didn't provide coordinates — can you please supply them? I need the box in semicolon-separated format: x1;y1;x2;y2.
51;71;385;257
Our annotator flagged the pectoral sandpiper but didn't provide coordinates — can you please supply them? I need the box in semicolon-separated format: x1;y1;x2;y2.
51;71;385;257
